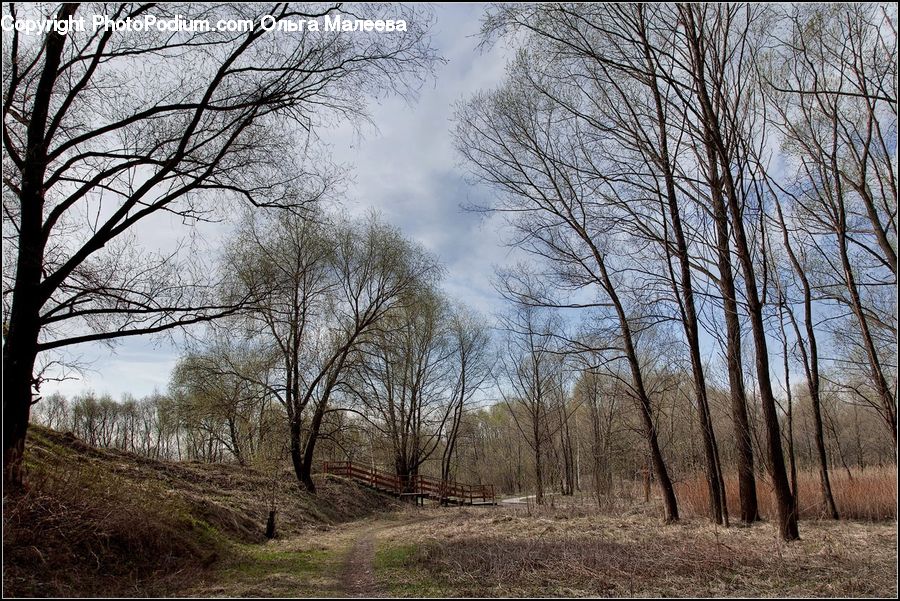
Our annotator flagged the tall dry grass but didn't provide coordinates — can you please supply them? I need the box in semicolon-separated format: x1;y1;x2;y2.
382;506;898;596
674;465;897;521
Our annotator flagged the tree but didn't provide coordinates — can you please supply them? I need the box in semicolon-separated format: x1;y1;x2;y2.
572;366;621;507
496;305;561;506
225;210;439;491
455;37;681;522
440;306;492;484
1;2;437;485
672;3;799;539
771;198;839;518
763;3;897;449
486;2;733;524
170;337;271;466
351;286;456;492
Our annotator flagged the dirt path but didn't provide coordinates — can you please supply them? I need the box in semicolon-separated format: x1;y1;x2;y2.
340;525;380;597
180;510;439;598
338;510;447;597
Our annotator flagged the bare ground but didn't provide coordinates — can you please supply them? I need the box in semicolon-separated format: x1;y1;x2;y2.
341;525;379;597
180;511;435;598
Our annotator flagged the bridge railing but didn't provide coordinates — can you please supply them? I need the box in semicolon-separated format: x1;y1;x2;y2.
322;461;495;504
322;461;403;494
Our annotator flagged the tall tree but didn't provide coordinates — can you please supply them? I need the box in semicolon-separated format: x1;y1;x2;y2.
764;3;897;449
440;306;493;484
676;3;798;539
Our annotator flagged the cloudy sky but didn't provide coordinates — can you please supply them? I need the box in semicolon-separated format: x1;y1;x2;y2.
44;4;516;400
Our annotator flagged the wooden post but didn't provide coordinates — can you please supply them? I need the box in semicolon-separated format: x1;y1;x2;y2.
265;510;277;539
643;467;651;503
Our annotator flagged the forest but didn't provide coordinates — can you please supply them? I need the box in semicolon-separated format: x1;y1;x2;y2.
3;2;897;598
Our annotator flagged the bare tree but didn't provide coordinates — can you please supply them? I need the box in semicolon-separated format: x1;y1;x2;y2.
572;367;619;507
440;306;493;484
227;211;439;491
763;3;897;449
1;2;437;485
496;305;561;506
350;285;455;492
770;197;839;518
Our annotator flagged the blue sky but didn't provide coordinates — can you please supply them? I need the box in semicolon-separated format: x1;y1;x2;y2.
43;4;517;400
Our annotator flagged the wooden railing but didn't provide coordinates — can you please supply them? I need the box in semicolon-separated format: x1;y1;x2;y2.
322;461;495;505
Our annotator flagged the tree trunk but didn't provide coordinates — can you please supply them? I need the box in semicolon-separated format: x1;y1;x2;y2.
780;306;799;503
289;417;311;491
584;231;679;522
708;158;760;524
2;4;77;488
836;222;897;448
533;439;544;505
637;10;725;525
614;296;678;522
775;201;838;519
2;340;38;488
680;4;796;537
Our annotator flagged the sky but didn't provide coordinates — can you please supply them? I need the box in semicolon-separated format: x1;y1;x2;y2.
43;4;517;400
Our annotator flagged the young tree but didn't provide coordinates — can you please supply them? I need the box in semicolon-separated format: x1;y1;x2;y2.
170;338;271;466
771;198;839;518
572;367;619;507
496;305;561;506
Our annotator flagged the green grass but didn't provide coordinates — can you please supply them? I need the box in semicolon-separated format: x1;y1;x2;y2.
187;543;342;597
374;542;449;597
223;546;333;579
374;543;417;569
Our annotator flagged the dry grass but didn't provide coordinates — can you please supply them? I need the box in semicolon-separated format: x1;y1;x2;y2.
7;428;894;597
675;466;897;521
374;505;898;597
3;449;215;596
2;426;399;597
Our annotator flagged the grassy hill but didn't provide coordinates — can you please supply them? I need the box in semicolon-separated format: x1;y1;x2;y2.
2;426;396;597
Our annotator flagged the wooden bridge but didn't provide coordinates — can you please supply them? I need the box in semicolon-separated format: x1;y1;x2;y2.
322;461;496;506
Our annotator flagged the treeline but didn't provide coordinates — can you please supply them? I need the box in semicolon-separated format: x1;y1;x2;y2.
448;373;895;502
32;357;893;497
